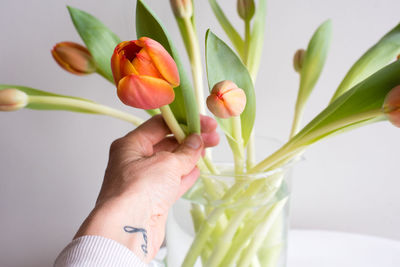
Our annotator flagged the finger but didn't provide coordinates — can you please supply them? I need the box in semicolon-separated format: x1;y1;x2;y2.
172;134;204;176
176;167;200;200
154;132;218;154
121;115;171;156
153;136;179;153
201;131;220;148
200;115;218;133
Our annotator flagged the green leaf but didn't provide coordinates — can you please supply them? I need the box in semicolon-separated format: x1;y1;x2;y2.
67;6;121;83
136;0;200;133
246;0;267;77
208;0;244;56
0;84;96;113
291;59;400;148
206;30;256;145
297;20;332;106
330;23;400;102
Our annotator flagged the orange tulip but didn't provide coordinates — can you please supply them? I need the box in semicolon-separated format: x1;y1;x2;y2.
51;42;96;75
0;89;28;112
207;80;246;118
383;85;400;127
111;37;179;110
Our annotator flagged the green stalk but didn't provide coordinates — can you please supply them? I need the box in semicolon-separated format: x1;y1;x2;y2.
232;116;245;174
246;131;256;169
243;19;252;64
159;105;219;176
180;16;206;115
237;198;288;267
243;17;257;170
159;105;186;142
205;209;248;266
28;95;144;126
289;100;305;138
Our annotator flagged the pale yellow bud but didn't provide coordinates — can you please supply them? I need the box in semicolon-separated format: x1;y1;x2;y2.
0;89;28;111
170;0;193;19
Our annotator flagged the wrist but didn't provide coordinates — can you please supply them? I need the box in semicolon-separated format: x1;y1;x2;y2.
75;194;152;262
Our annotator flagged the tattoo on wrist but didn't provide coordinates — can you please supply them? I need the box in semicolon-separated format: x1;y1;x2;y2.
123;226;148;255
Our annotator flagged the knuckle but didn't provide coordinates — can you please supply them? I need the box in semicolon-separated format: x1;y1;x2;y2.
110;138;124;153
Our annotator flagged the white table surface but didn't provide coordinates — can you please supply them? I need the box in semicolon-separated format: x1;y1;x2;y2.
153;229;400;266
287;230;400;267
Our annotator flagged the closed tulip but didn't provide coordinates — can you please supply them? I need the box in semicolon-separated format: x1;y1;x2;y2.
170;0;193;19
111;37;179;109
0;89;28;112
207;80;246;118
237;0;255;21
383;85;400;127
293;49;306;73
51;42;96;75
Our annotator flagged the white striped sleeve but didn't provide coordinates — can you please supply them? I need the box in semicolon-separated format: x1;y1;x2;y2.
54;235;148;267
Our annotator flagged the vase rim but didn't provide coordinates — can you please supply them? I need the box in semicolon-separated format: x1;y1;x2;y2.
200;155;303;180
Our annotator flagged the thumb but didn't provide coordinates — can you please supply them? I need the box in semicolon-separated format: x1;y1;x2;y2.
173;134;204;175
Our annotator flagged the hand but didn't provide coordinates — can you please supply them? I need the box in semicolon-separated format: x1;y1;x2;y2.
74;115;219;262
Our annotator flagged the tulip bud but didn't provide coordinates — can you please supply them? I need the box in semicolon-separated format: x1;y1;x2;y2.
383;85;400;127
397;54;400;61
170;0;193;19
237;0;255;21
51;42;96;75
111;37;179;109
293;49;306;73
0;89;28;112
207;80;246;118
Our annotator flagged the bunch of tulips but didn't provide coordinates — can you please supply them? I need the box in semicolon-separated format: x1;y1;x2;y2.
1;0;400;266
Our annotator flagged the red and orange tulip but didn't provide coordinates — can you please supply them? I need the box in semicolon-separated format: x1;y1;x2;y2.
111;37;180;110
51;42;96;75
383;85;400;127
207;80;246;118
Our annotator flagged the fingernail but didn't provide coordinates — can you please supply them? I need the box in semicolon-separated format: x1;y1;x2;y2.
184;134;202;149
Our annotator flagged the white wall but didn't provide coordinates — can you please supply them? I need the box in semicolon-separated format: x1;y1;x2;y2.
0;0;399;266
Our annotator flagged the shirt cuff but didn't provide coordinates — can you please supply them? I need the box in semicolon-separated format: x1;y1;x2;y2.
54;235;148;267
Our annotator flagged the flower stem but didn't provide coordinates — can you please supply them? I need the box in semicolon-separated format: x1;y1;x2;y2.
159;105;186;142
237;197;288;267
181;17;206;115
27;95;144;125
159;105;219;175
232;116;245;174
289;91;306;138
242;18;257;170
243;19;251;64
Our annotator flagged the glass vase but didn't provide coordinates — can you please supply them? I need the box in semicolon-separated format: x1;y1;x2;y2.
165;161;294;267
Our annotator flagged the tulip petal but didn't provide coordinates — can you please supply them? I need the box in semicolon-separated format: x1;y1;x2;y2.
111;41;141;84
207;94;231;118
117;74;175;109
136;37;180;87
132;49;163;79
223;88;247;117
